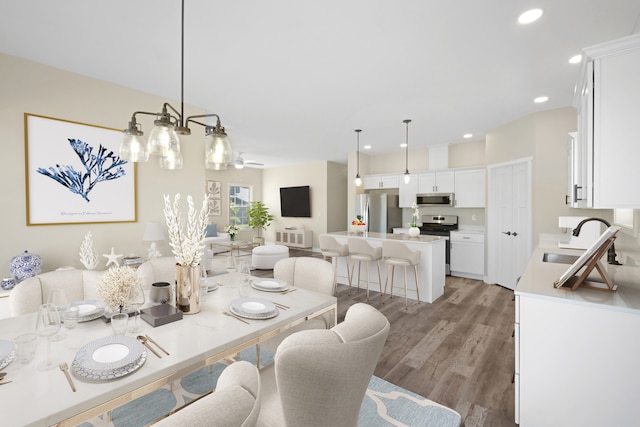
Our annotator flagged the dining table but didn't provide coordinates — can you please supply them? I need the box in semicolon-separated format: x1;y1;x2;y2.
0;272;337;427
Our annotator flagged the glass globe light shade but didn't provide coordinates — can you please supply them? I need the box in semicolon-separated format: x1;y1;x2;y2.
119;133;149;162
204;129;232;170
355;175;362;186
159;145;183;170
404;172;411;184
148;122;179;157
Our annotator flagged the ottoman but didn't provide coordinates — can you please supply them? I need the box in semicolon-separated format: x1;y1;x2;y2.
252;245;289;269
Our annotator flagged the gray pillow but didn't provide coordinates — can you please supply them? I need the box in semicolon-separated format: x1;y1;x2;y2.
205;224;218;237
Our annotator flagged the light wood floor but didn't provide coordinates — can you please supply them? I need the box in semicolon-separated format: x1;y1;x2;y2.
251;249;517;427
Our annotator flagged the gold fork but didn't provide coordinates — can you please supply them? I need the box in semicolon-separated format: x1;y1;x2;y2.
59;362;76;392
223;311;250;324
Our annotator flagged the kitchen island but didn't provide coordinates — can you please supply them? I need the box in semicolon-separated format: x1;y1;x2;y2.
514;241;640;426
329;231;446;303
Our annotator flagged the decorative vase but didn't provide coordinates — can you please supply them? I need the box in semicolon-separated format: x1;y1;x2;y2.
230;234;235;242
175;264;201;314
1;277;15;291
408;227;420;237
10;250;42;283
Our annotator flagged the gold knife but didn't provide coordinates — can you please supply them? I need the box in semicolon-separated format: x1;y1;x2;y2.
145;334;170;355
223;311;250;324
137;336;161;358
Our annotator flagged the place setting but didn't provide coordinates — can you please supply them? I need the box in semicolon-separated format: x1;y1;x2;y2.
225;297;280;324
250;278;289;293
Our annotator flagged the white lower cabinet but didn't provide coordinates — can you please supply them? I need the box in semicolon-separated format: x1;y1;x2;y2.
516;293;640;426
449;231;484;279
274;229;312;248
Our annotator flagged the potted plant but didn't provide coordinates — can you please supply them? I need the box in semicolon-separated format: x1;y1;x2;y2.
247;201;274;245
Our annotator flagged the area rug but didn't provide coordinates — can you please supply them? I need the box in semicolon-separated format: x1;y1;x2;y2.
78;348;460;427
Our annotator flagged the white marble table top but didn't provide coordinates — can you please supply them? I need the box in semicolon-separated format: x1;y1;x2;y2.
0;273;336;427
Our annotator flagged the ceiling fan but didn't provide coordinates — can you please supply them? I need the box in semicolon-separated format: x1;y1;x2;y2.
232;152;264;169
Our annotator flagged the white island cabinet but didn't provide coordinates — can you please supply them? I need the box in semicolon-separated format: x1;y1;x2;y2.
327;232;446;303
515;243;640;426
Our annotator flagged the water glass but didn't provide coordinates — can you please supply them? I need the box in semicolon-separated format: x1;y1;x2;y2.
14;333;37;365
237;262;251;297
63;306;79;329
111;313;129;335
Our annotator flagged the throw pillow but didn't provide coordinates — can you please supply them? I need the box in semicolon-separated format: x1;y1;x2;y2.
205;224;218;237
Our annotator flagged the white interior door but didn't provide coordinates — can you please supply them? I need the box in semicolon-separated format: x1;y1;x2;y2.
487;159;532;290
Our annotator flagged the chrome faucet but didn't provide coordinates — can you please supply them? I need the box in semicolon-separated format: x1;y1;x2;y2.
572;217;622;265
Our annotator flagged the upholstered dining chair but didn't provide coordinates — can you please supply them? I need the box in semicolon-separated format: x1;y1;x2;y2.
319;234;352;295
382;240;421;308
154;361;261;427
347;237;383;300
257;257;336;363
257;303;390;427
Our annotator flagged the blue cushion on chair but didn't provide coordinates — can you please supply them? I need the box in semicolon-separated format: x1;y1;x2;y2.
205;224;218;237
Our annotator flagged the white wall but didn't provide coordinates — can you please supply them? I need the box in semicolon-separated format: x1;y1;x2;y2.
0;53;262;272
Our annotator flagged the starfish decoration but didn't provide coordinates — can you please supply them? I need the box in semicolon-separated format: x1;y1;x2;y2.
103;247;123;268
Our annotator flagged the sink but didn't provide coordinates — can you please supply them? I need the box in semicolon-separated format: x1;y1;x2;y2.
542;252;580;264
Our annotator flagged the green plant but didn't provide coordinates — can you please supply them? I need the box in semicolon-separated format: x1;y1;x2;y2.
247;201;274;237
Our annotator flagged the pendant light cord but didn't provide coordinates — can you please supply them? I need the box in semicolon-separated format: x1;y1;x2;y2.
180;0;185;127
404;119;411;174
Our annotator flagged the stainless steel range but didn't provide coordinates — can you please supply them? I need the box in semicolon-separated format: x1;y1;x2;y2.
418;215;458;275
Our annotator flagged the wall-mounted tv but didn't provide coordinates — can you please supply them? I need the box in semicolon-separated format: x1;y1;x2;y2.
280;185;311;217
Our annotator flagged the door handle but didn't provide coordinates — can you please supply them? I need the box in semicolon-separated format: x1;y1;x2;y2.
502;231;511;235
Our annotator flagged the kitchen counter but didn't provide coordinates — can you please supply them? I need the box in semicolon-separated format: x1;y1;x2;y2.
516;241;640;312
328;231;446;303
514;241;640;426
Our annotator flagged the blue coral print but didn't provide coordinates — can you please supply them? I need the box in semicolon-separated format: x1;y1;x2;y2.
37;138;127;202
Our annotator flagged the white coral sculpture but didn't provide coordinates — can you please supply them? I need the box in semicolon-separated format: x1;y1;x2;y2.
79;231;99;269
163;193;210;267
97;265;141;312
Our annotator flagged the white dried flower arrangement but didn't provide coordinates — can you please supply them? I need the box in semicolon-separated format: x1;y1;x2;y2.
79;231;99;269
163;193;210;267
98;265;141;312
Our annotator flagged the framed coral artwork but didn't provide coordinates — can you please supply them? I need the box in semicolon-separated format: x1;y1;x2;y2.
24;113;137;225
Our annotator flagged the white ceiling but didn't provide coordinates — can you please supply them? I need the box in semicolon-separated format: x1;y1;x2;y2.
1;0;639;168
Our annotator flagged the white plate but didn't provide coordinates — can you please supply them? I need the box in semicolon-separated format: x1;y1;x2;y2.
73;335;144;377
72;350;146;381
70;300;106;322
0;340;16;370
230;297;278;319
229;305;279;320
251;279;289;292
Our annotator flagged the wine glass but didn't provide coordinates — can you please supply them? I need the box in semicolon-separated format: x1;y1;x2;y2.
237;261;251;297
225;253;237;273
127;281;145;333
35;303;61;370
47;288;68;341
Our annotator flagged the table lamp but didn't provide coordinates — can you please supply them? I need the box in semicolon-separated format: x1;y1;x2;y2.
143;221;166;260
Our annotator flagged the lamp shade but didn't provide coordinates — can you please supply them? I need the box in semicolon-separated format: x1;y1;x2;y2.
120;123;149;162
148;122;180;157
142;221;166;242
204;126;232;170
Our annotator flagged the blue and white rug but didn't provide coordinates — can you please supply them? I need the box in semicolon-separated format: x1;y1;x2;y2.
79;349;460;427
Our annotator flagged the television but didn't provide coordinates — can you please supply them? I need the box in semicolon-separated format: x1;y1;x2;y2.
280;185;311;217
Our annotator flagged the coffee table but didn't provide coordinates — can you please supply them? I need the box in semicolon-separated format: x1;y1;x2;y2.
215;240;256;257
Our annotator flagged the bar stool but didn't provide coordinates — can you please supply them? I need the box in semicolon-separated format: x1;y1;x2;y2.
348;237;383;300
382;240;421;308
319;234;352;295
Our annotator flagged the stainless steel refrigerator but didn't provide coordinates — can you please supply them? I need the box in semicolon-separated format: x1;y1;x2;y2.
355;190;403;233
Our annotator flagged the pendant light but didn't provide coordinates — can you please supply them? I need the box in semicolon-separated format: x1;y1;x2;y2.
119;0;232;170
403;119;411;184
354;129;362;187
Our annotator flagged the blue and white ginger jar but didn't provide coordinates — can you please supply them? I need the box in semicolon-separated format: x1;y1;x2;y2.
10;250;42;283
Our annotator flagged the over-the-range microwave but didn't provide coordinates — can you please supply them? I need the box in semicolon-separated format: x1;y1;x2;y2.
416;193;454;207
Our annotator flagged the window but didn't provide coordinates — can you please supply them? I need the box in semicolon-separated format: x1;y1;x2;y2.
228;185;252;227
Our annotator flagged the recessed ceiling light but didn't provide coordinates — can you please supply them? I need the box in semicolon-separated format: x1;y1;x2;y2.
518;8;543;24
364;145;371;150
534;96;549;103
463;133;472;139
569;54;582;64
400;143;407;148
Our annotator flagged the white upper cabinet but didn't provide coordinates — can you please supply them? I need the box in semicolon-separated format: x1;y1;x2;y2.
454;168;486;208
574;34;640;208
418;171;454;194
363;174;399;190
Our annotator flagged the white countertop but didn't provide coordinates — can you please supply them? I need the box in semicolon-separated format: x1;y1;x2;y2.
515;242;640;313
330;231;444;244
